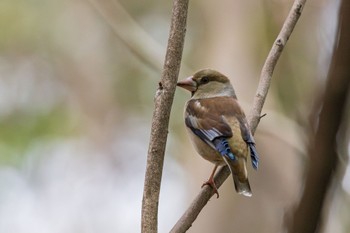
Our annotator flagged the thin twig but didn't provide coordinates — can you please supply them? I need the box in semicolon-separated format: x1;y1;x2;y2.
171;0;306;232
248;0;306;131
141;0;189;233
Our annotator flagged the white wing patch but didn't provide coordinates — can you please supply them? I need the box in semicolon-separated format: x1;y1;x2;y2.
201;128;221;140
194;100;206;111
186;115;199;128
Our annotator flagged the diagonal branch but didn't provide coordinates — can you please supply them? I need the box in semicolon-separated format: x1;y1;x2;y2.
88;0;165;72
141;0;189;233
170;0;307;232
88;0;192;75
248;0;306;131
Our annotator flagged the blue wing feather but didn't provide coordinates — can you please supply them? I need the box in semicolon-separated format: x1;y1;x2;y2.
188;127;215;148
213;137;236;161
187;126;236;161
248;143;259;169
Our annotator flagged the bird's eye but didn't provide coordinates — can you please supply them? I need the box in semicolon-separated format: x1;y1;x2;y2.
200;77;209;84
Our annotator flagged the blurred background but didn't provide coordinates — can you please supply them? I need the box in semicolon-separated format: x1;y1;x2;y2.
0;0;349;232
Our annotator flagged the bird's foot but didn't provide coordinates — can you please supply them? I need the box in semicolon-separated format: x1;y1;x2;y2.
201;179;219;198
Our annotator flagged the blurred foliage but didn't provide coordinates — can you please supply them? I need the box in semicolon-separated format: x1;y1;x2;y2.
0;0;57;52
0;106;77;165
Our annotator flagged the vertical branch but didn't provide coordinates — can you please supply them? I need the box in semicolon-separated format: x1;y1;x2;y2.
287;0;350;232
170;0;307;232
141;1;189;233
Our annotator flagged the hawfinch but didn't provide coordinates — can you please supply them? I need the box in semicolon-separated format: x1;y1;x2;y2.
177;69;259;197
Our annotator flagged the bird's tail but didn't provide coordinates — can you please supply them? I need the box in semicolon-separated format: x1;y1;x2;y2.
232;174;252;197
222;156;252;197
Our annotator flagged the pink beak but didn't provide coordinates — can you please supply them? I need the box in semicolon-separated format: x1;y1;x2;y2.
177;76;197;92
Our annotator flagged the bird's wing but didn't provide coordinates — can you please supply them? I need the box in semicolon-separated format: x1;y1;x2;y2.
237;117;259;169
224;98;259;169
185;97;259;168
185;99;236;161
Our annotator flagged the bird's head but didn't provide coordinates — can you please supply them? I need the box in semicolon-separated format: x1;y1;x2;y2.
177;69;236;99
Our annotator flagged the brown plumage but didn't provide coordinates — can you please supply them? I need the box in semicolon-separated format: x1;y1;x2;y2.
177;69;259;197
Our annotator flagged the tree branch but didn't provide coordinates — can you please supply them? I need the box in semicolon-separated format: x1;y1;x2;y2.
141;0;189;233
170;0;307;232
248;0;306;131
88;0;163;72
287;0;350;232
88;0;192;74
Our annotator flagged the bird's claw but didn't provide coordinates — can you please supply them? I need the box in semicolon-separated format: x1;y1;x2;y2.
201;179;219;198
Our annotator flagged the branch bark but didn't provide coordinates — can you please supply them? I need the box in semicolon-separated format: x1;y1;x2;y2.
141;1;189;233
287;0;350;232
170;0;307;232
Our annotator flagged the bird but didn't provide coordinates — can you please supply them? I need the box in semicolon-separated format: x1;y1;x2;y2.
177;69;259;198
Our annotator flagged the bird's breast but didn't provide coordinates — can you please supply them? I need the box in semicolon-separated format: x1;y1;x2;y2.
186;128;225;165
